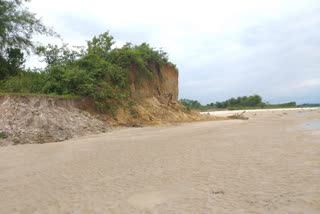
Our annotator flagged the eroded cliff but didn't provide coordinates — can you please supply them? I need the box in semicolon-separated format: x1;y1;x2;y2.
0;64;213;145
129;64;179;102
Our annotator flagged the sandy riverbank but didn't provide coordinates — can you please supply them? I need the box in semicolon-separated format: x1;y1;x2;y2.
201;107;320;116
0;108;319;213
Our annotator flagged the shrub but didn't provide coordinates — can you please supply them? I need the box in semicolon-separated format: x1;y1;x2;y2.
0;69;45;94
0;132;8;138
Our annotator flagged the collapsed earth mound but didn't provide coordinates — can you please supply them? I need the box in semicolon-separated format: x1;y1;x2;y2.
0;95;107;145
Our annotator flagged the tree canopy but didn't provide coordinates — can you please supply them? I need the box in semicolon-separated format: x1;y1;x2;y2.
180;95;297;110
0;0;55;53
0;0;56;79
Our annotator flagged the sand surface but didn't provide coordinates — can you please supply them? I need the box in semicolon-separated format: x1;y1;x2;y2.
0;108;320;213
201;107;320;117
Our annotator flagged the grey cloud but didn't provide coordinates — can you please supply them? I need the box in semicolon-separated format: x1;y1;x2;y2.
52;13;106;38
178;7;320;104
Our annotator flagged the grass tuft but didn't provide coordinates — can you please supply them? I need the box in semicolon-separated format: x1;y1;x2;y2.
0;132;8;138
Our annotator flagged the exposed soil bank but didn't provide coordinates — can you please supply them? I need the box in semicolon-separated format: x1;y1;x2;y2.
0;95;108;145
0;109;319;213
0;94;214;145
0;65;215;145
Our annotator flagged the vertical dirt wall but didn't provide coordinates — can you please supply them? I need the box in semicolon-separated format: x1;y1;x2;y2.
128;64;178;103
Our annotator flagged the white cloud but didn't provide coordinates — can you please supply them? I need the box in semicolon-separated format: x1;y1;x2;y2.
296;79;320;88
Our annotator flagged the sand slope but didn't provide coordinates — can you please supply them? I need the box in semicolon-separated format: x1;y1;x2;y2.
0;109;319;213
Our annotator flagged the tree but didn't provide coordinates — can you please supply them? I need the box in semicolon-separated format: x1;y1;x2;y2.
0;0;56;79
0;47;25;78
179;99;201;109
246;95;262;106
87;32;114;58
228;97;237;106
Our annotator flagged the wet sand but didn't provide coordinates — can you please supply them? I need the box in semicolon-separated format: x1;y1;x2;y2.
0;108;320;213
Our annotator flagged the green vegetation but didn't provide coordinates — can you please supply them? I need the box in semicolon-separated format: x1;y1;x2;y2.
0;1;175;112
179;99;201;110
0;0;56;80
208;95;264;109
0;132;8;138
12;138;20;145
268;102;297;109
0;91;81;98
180;95;298;111
298;103;320;107
1;33;172;112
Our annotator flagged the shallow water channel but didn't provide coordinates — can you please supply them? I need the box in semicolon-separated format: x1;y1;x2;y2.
300;121;320;130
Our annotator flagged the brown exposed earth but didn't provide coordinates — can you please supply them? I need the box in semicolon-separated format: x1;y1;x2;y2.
0;108;319;213
0;94;215;146
0;64;215;145
129;64;179;102
0;95;108;145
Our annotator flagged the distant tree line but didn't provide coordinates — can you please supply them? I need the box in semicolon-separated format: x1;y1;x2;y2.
207;95;263;109
298;103;320;107
180;95;298;110
179;99;201;109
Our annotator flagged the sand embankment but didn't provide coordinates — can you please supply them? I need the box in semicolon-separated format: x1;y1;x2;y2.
0;108;320;213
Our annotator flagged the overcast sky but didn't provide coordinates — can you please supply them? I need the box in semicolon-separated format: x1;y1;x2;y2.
27;0;320;104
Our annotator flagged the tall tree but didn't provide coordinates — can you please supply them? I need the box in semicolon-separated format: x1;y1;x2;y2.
0;0;56;79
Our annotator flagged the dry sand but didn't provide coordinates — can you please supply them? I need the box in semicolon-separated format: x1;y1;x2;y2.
0;108;320;213
201;107;320;117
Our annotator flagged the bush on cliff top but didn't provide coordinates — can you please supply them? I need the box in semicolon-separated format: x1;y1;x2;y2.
0;32;176;112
